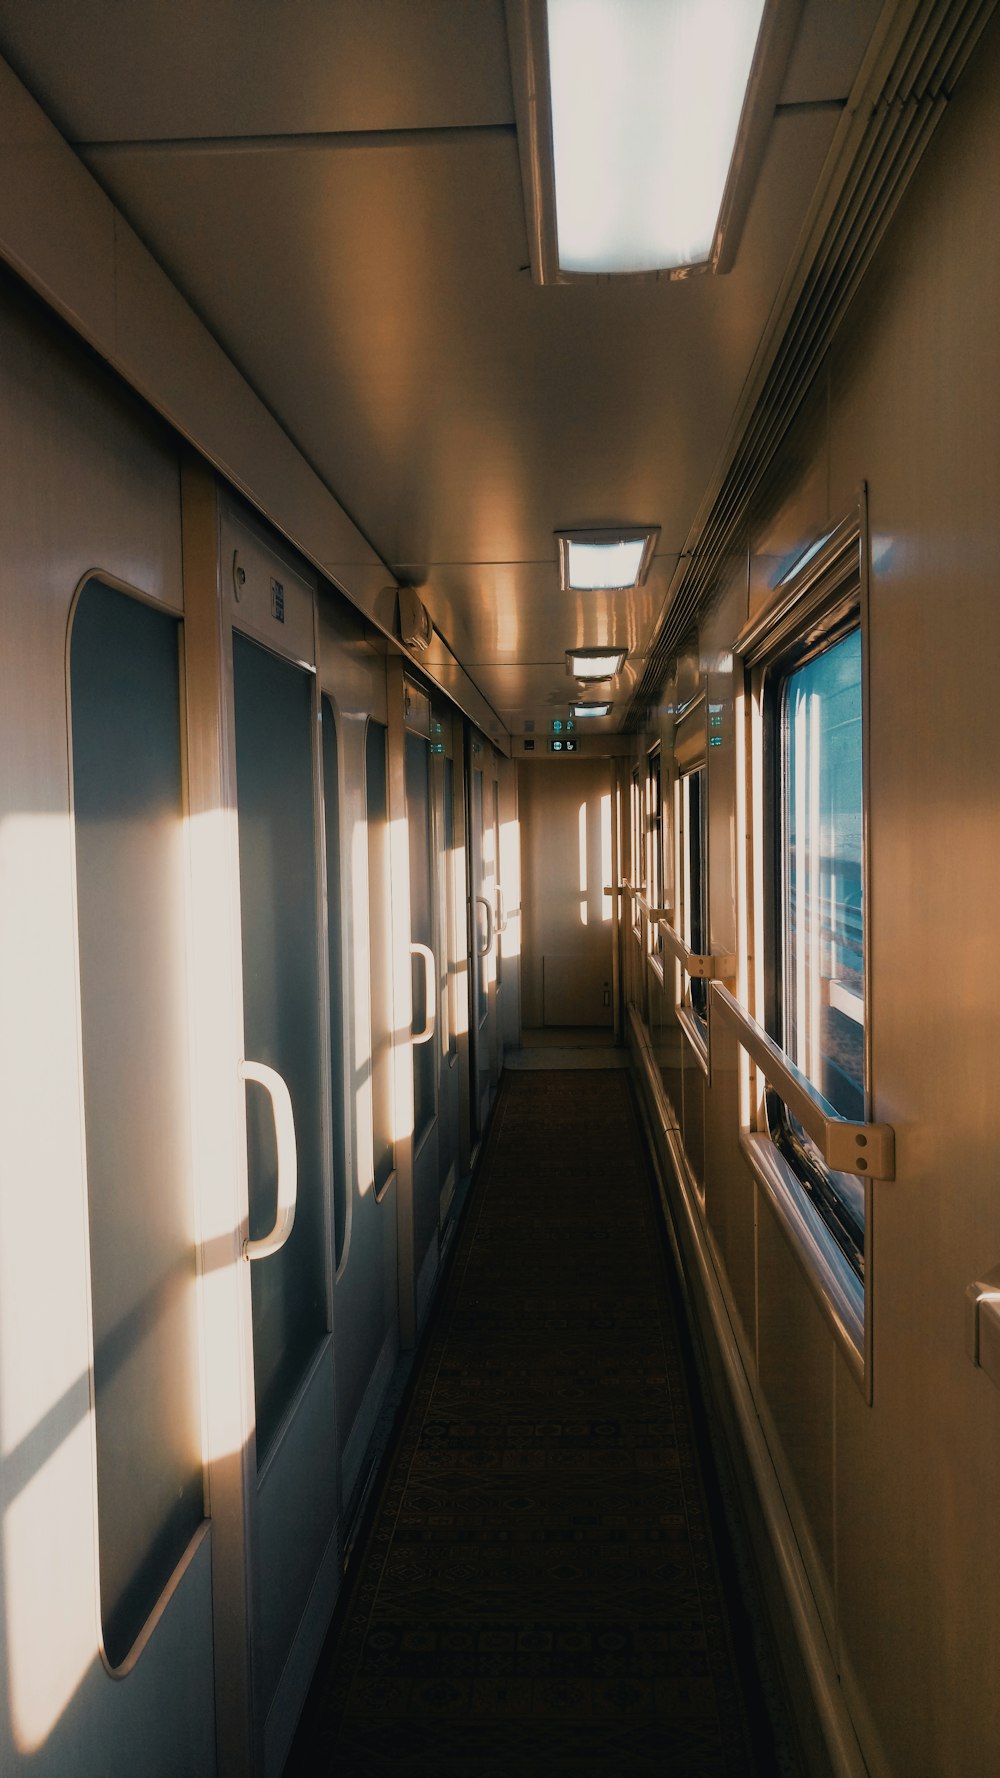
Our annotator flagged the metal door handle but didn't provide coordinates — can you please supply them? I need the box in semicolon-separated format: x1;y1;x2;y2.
410;942;437;1044
240;1059;298;1260
476;893;494;957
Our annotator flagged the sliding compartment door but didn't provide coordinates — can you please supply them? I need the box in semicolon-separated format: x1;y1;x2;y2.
224;510;339;1778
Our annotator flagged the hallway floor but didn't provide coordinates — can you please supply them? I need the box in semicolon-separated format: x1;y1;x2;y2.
288;1071;794;1776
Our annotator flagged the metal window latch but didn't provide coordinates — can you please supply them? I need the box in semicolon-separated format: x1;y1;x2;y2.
965;1268;1000;1387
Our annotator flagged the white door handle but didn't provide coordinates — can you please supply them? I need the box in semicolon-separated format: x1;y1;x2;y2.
410;942;437;1044
240;1058;298;1260
476;893;494;957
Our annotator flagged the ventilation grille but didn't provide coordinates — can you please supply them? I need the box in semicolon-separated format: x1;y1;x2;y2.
626;0;996;730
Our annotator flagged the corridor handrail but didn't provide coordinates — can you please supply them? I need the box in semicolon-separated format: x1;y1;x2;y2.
709;982;895;1181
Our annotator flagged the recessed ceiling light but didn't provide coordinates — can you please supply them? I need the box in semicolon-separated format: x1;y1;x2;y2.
557;528;658;591
571;701;612;718
505;0;799;284
566;647;627;680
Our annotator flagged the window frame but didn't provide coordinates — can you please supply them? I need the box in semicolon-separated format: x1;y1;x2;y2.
738;493;873;1388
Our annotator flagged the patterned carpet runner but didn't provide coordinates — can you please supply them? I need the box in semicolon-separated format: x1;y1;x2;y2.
290;1070;778;1776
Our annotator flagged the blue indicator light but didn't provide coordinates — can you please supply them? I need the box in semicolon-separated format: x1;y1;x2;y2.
552;719;563;733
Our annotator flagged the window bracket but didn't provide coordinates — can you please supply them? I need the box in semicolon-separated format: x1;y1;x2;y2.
656;915;736;983
710;982;895;1181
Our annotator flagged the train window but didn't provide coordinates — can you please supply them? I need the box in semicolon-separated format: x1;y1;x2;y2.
681;765;709;1032
366;720;395;1195
70;578;204;1669
322;698;348;1272
766;623;866;1274
630;765;644;930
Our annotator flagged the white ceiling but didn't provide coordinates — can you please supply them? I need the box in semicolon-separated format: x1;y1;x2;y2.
0;0;885;736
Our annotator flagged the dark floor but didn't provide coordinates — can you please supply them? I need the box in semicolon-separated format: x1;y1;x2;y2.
288;1070;793;1777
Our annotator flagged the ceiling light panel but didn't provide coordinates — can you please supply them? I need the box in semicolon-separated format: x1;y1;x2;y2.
547;0;766;276
557;528;658;591
506;0;799;283
571;701;612;717
566;647;627;680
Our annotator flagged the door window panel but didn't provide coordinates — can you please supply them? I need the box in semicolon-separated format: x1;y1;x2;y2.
366;720;395;1194
322;698;348;1270
233;633;327;1462
406;731;435;1148
70;578;204;1668
443;756;457;1063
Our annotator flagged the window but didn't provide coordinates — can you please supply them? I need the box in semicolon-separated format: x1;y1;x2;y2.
630;764;644;931
681;765;709;1030
647;747;663;954
765;621;866;1275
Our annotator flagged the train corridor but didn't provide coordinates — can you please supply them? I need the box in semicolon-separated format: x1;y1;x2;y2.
288;1067;793;1777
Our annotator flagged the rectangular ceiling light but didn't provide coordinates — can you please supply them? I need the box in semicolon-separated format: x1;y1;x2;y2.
557;527;658;590
566;647;627;680
506;0;799;282
571;700;612;717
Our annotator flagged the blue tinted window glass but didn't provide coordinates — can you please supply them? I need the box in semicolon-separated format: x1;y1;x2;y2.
781;628;864;1121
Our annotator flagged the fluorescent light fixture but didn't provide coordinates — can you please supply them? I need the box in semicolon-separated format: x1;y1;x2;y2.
571;701;612;717
505;0;799;283
566;647;627;680
557;527;658;590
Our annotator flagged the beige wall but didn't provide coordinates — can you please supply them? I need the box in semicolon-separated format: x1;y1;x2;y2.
629;16;1000;1776
518;758;615;1028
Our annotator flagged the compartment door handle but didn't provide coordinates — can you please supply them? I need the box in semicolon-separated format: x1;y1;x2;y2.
240;1059;298;1260
476;893;494;957
410;942;437;1044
